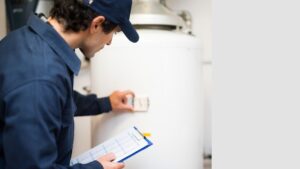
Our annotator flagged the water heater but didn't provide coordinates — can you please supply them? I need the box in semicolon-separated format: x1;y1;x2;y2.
5;0;39;31
90;0;203;168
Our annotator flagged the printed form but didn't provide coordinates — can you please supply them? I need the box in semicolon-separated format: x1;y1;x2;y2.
70;127;152;165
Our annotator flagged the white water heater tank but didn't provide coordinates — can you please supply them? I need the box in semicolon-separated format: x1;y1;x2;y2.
90;29;203;169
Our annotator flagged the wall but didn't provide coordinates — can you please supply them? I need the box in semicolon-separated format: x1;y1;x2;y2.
0;0;7;39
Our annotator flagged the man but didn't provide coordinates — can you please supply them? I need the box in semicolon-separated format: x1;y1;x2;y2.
0;0;139;168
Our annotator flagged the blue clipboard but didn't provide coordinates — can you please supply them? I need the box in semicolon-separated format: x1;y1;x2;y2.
70;126;153;165
117;126;153;162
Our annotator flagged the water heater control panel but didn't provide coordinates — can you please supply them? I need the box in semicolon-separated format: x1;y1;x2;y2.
127;95;150;112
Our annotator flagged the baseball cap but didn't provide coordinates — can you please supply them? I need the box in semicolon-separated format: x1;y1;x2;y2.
82;0;139;43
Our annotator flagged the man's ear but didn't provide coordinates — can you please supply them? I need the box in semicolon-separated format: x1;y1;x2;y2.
90;16;105;33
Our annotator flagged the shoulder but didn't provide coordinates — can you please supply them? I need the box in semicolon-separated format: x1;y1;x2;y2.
0;28;72;97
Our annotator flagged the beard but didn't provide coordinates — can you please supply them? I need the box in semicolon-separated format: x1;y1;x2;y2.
79;45;104;59
79;48;95;59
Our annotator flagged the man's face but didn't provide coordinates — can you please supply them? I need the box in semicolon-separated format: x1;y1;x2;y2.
79;18;121;58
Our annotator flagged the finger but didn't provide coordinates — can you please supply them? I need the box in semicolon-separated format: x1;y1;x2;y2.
114;162;125;169
101;153;116;161
120;104;134;112
123;95;132;104
122;90;135;97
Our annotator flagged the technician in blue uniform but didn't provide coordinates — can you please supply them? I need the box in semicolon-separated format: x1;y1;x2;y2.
0;0;139;169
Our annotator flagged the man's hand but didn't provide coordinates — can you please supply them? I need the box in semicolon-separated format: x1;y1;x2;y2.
97;153;125;169
109;90;134;112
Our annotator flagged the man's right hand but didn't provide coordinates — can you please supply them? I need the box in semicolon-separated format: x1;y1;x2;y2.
97;153;125;169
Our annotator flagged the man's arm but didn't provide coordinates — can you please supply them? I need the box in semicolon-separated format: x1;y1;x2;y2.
3;81;102;169
73;91;112;116
73;90;135;116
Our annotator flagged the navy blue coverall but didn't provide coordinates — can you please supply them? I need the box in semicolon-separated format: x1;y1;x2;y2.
0;14;112;169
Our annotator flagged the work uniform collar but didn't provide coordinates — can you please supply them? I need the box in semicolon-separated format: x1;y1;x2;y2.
27;14;81;75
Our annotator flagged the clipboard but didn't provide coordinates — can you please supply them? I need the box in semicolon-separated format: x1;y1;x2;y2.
70;126;153;165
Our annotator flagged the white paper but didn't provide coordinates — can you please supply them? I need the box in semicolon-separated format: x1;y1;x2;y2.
70;127;150;165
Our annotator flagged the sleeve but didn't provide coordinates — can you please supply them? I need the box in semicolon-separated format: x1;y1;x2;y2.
73;91;112;116
3;81;103;169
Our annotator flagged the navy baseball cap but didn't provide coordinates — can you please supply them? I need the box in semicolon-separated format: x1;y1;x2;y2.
82;0;139;43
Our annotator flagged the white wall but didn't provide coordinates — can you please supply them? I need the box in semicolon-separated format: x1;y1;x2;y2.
167;0;212;155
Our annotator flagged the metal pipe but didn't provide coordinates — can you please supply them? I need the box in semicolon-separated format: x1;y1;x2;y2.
160;0;167;6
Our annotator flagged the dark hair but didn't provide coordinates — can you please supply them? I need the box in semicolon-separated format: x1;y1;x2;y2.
49;0;117;33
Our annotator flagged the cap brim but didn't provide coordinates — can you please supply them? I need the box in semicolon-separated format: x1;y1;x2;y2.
119;19;139;43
